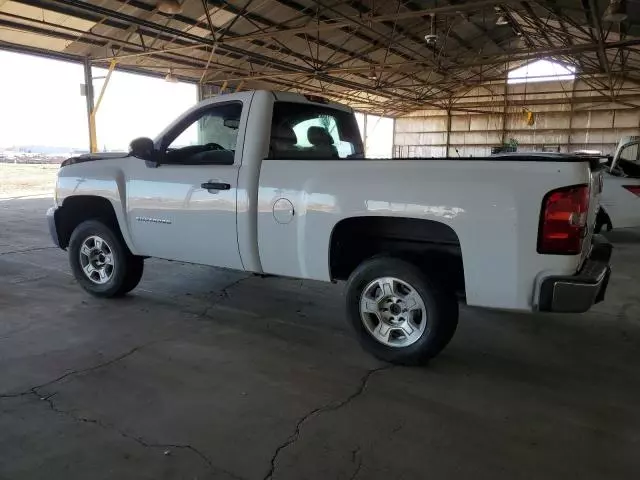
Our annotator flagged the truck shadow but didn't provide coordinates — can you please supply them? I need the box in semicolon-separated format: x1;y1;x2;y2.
603;227;640;244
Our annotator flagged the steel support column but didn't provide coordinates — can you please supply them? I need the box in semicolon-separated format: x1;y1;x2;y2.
445;109;452;158
568;78;577;150
83;57;95;153
392;117;397;158
363;113;368;156
197;83;206;102
501;72;509;145
89;59;117;153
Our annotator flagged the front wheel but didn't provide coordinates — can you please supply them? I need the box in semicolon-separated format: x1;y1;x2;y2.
68;220;144;297
345;257;458;365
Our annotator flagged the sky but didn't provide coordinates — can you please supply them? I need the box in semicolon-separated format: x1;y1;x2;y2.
508;59;576;84
0;51;196;151
0;50;392;156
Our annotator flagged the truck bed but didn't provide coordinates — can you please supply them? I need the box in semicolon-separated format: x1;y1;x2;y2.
377;153;605;170
257;157;597;311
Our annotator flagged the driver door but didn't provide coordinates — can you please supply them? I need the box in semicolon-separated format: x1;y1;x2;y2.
604;140;640;228
126;100;245;269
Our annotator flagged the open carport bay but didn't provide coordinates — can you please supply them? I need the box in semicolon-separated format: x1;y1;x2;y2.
0;195;639;480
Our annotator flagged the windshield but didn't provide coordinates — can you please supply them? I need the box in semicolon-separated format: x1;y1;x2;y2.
613;141;640;177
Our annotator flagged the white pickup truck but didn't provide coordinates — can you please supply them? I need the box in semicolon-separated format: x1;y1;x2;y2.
593;136;640;232
47;90;612;364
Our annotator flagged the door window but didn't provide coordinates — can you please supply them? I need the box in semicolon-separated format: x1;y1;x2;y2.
163;102;242;165
619;143;640;163
269;102;364;159
617;142;640;177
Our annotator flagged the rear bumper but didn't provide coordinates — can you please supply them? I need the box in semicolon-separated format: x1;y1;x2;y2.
538;236;612;313
46;206;62;249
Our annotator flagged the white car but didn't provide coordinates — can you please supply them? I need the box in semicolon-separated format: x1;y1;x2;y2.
47;90;611;364
596;137;640;232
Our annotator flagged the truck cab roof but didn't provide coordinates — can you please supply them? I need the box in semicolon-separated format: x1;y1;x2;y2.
196;90;353;113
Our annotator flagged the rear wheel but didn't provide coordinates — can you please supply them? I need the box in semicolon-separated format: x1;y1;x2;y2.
595;208;613;233
345;257;458;365
69;220;144;297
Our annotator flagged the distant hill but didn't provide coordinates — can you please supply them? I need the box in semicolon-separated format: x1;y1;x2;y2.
0;145;90;164
1;145;88;155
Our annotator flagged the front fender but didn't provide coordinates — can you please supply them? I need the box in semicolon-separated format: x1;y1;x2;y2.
56;163;137;254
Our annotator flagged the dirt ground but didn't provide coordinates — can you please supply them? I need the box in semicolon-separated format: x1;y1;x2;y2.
0;163;59;199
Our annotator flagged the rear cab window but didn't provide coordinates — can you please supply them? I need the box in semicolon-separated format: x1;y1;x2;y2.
269;101;364;160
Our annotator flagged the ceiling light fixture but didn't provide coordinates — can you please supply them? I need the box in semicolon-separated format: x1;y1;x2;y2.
157;0;183;15
603;0;627;22
496;14;509;26
164;68;178;83
495;6;509;26
424;14;438;45
424;34;438;45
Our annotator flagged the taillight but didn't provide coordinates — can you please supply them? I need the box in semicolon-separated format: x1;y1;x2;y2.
538;185;590;255
623;185;640;197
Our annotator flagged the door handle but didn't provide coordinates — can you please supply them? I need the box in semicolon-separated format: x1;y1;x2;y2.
201;182;231;190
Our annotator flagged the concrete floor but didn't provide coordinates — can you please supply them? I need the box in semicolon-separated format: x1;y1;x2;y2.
1;196;639;480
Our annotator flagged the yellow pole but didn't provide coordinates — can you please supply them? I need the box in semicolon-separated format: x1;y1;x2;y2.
89;59;117;153
235;81;244;92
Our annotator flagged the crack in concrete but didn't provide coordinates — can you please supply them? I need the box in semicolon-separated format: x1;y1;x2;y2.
220;276;251;299
0;271;368;480
349;447;363;480
263;366;391;480
30;387;246;480
0;335;245;479
1;275;251;399
198;276;251;318
0;246;58;256
0;391;30;399
0;337;169;398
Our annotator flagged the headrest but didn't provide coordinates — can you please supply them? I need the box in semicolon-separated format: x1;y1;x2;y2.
271;125;297;146
307;126;334;146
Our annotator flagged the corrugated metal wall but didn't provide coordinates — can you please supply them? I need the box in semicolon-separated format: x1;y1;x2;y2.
394;79;640;158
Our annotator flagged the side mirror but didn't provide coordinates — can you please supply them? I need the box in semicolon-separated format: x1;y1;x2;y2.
129;137;156;161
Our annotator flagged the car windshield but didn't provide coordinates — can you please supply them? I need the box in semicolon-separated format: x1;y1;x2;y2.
615;142;640;177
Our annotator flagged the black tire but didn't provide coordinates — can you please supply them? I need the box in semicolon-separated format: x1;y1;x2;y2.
121;255;144;294
345;257;458;365
68;220;144;297
594;208;613;234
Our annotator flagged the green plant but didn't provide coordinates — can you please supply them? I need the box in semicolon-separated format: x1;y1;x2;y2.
504;138;519;148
